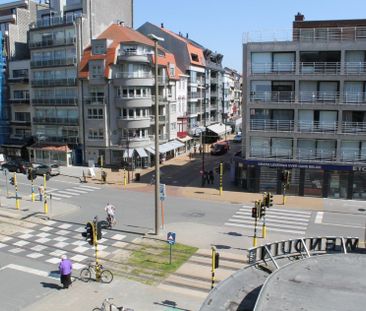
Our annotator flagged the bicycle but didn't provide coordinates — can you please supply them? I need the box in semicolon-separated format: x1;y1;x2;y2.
80;261;113;283
92;297;134;311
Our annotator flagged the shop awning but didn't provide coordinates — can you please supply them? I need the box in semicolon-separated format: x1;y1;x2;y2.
135;148;148;158
123;149;134;158
170;140;185;149
145;147;155;155
177;136;193;143
207;123;232;136
159;141;177;153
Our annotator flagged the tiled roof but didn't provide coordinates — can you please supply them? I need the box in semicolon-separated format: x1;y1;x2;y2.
29;143;71;152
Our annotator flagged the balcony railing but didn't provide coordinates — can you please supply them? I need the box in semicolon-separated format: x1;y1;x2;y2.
188;92;201;100
344;62;366;74
251;62;296;74
9;98;30;105
85;97;105;105
250;148;337;162
249;91;341;104
299;91;339;103
342;121;366;134
250;119;294;132
32;98;78;106
343;92;366;104
120;136;151;144
340;150;366;162
250;91;295;103
32;15;76;29
297;149;337;161
114;72;153;79
250;148;293;159
33;117;79;125
31;78;77;87
299;62;341;74
8;77;29;83
29;37;76;48
150;115;167;123
298;121;338;133
30;57;76;68
38;136;79;144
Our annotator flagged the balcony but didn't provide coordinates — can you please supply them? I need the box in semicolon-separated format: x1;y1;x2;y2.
342;122;366;134
250;119;294;132
7;77;29;84
188;92;201;101
117;117;151;129
300;62;340;75
33;117;79;126
113;72;154;87
9;98;30;105
85;97;105;105
151;95;169;105
343;93;366;104
150;115;167;125
30;57;76;68
120;135;151;146
298;121;338;133
250;148;293;160
115;97;152;108
340;150;366;163
117;51;150;63
31;15;76;29
344;62;366;75
10;120;31;126
250;91;295;103
29;37;76;49
251;63;295;75
32;98;78;106
31;78;77;87
299;92;339;104
38;136;79;144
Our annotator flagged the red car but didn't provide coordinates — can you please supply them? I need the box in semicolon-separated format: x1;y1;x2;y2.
210;141;230;155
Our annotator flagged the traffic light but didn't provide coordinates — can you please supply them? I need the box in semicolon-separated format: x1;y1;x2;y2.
268;193;273;207
9;177;14;185
263;192;268;206
259;205;266;218
81;222;95;245
214;252;220;269
96;220;109;240
27;169;37;180
281;170;290;184
252;207;257;218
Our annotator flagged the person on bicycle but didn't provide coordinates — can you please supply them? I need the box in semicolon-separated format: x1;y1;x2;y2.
104;202;116;227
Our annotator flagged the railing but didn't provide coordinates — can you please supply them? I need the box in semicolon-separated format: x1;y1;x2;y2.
39;136;79;144
187;106;201;115
250;119;294;132
32;15;76;29
344;62;366;74
157;76;169;84
9;98;30;104
32;98;78;106
342;121;366;134
8;77;29;83
152;95;170;102
29;37;76;48
250;91;295;103
114;72;153;79
340;150;366;162
30;57;76;68
343;92;366;104
119;50;150;56
85;97;105;105
299;91;339;103
243;26;366;43
297;149;337;161
300;62;340;74
31;78;77;87
250;148;293;159
150;115;167;123
149;134;169;141
188;92;201;100
298;120;338;133
251;62;295;74
120;136;151;143
33;117;79;125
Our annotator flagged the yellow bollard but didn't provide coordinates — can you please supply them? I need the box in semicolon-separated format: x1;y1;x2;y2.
219;162;223;196
31;174;35;202
123;169;127;186
14;173;20;210
262;224;267;239
43;174;48;214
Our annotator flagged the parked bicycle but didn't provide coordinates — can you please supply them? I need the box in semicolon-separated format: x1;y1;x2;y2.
92;297;134;311
80;261;113;283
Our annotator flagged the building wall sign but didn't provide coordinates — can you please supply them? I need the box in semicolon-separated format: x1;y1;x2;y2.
248;236;359;264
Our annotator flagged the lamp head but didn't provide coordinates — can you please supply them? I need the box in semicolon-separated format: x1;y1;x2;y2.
148;33;164;42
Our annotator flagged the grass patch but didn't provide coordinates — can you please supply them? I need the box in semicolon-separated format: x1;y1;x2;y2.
128;240;198;282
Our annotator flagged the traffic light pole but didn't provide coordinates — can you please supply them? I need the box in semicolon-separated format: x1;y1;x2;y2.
282;182;286;205
14;172;20;210
43;174;48;214
31;171;35;202
93;217;100;281
253;215;258;247
211;246;216;289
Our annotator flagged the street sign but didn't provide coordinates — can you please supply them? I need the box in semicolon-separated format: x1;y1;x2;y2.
167;232;176;245
160;183;166;201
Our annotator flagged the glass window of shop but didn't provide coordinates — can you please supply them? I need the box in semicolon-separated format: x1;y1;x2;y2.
328;171;349;199
304;169;323;197
352;172;366;200
259;167;278;193
286;168;300;195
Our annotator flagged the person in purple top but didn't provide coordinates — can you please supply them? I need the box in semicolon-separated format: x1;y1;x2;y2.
59;254;73;289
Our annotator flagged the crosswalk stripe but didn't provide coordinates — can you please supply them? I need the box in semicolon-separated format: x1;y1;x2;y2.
65;188;88;194
232;215;309;226
79;185;101;190
57;190;80;196
50;193;72;198
239;209;311;219
240;206;311;216
50;196;61;201
228;218;307;230
236;212;310;222
224;222;305;235
72;187;94;192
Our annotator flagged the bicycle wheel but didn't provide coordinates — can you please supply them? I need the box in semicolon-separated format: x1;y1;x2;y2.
92;308;101;311
80;268;92;282
100;269;113;283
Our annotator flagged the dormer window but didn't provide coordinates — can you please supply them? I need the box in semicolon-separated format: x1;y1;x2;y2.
191;53;199;62
92;39;106;55
169;64;175;77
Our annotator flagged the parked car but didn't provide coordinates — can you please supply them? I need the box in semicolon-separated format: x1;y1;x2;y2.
233;133;242;143
32;163;60;177
210;141;230;155
1;160;30;174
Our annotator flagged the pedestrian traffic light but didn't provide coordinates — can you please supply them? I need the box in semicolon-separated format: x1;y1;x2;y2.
9;177;14;185
281;170;290;184
263;192;268;206
81;222;95;245
252;207;257;218
268;193;274;207
27;169;37;181
260;205;266;218
214;252;220;269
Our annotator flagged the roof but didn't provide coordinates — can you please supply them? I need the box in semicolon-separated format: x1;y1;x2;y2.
28;143;71;152
207;123;232;136
79;24;182;80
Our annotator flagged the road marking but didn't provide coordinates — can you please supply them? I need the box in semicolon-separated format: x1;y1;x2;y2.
79;185;101;190
232;215;309;227
314;212;324;224
65;188;88;194
241;206;311;215
72;186;94;192
57;190;80;196
50;192;72;198
0;264;58;280
319;222;365;229
236;211;310;222
228;218;307;230
224;222;305;235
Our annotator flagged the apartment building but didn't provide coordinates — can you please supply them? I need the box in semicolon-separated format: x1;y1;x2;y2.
236;14;366;200
0;0;36;157
79;23;185;167
224;67;242;132
27;0;133;166
137;22;225;135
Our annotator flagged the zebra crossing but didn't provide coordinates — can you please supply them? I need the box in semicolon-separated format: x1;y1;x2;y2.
225;205;312;235
47;185;101;200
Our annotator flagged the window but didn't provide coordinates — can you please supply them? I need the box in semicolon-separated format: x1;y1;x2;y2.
87;108;103;119
88;129;104;140
13;90;29;99
169;64;175;76
170;122;177;130
191;53;199;62
90;60;104;79
12;69;28;79
14;112;30;122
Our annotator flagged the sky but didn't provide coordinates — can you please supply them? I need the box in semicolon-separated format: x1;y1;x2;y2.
2;0;366;72
134;0;366;72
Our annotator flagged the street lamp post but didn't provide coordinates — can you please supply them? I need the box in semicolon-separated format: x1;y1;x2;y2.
148;33;164;235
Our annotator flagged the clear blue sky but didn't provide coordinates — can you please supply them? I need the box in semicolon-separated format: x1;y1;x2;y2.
134;0;366;72
1;0;366;72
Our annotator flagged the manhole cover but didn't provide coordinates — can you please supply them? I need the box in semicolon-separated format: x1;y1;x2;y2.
358;208;365;212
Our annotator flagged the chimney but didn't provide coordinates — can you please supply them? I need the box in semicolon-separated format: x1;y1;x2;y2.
295;12;304;22
161;23;164;28
186;33;189;38
119;21;125;27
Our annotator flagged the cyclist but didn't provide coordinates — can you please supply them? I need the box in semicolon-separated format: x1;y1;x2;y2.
104;202;116;228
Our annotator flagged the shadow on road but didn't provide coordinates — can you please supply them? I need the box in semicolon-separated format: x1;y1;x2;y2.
40;281;62;290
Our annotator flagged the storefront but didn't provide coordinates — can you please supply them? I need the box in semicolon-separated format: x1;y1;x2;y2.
234;157;366;200
28;143;72;166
